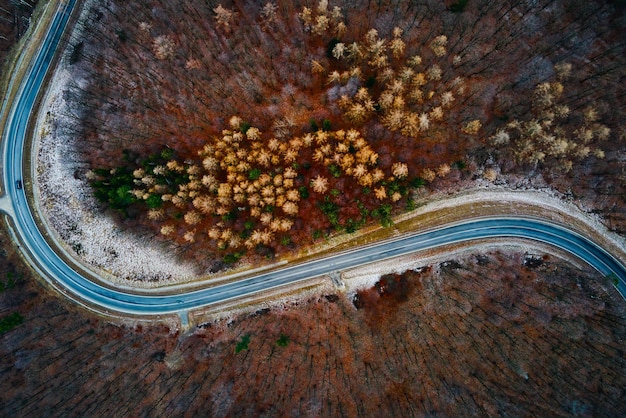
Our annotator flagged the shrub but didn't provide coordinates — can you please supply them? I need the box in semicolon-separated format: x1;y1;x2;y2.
276;334;290;347
235;334;251;353
449;0;469;13
249;168;262;180
0;312;23;334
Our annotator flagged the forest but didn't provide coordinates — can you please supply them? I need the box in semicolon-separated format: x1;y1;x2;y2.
58;0;625;270
0;0;625;415
1;219;624;415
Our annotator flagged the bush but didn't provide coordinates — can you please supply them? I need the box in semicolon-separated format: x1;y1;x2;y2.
276;334;290;347
223;252;243;264
239;121;251;134
235;334;251;353
449;0;469;13
146;194;163;209
298;186;310;199
249;168;262;180
328;164;342;178
0;312;23;334
410;177;425;188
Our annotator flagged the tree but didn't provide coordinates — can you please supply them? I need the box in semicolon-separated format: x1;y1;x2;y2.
311;175;329;194
374;186;387;200
462;120;482;135
392;162;409;179
160;225;175;236
214;4;236;29
261;2;278;23
282;201;299;215
421;168;436;182
429;35;447;57
436;164;451;178
152;35;175;60
332;42;345;59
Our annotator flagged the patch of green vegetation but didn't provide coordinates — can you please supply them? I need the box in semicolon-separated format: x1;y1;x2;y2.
410;177;425;188
145;194;163;209
0;272;18;293
222;210;237;221
357;201;369;217
223;252;244;264
235;334;251;353
160;147;174;160
0;312;23;335
449;0;469;13
248;168;262;180
344;217;366;233
319;198;340;227
91;167;138;211
239;120;251;134
452;160;467;170
387;180;408;196
276;334;290;347
328;164;342;178
90;147;190;215
298;186;310;199
372;203;393;227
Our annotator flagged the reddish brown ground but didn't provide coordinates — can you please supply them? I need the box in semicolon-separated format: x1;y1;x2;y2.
1;222;625;415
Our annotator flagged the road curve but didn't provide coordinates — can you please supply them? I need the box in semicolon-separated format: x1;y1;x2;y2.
1;0;625;318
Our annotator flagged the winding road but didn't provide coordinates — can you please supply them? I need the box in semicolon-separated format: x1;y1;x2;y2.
0;0;625;319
